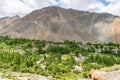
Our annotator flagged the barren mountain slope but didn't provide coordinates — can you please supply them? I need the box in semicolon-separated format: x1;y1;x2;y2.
0;16;20;30
0;6;120;42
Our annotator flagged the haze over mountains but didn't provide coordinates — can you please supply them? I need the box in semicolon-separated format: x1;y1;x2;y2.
0;6;120;43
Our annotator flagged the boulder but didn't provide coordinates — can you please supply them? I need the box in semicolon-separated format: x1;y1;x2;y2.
88;69;107;80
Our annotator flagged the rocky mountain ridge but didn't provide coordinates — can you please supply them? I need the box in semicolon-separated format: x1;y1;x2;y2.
0;6;120;43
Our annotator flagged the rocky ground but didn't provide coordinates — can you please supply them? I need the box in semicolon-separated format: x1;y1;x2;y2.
0;70;119;80
0;72;51;80
79;69;120;80
105;70;120;80
0;66;120;80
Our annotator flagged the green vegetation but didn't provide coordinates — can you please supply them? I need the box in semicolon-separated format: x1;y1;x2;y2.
0;36;120;79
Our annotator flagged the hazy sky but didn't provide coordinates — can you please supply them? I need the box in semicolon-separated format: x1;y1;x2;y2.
0;0;120;17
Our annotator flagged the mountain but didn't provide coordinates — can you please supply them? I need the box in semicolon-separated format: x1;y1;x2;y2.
0;15;20;33
0;17;9;21
0;6;120;43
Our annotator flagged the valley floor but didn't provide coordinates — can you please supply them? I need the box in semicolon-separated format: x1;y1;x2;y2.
0;36;120;80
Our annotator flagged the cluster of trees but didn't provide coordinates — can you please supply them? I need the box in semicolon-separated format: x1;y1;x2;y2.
84;54;120;67
0;36;120;79
47;45;70;54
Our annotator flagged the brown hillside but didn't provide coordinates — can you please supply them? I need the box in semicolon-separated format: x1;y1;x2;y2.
0;6;120;42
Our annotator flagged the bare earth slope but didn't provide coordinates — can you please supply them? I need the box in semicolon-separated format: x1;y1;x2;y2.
0;16;20;30
0;6;120;42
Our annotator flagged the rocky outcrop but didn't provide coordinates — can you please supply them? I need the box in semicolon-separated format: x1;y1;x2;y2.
88;69;107;80
88;69;120;80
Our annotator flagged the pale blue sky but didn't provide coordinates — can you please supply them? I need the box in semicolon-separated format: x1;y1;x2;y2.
99;0;110;6
48;0;110;6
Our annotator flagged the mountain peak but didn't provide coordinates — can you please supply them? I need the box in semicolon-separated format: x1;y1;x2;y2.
42;6;62;9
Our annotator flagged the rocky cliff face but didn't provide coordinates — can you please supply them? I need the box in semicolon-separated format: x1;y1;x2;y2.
0;6;120;43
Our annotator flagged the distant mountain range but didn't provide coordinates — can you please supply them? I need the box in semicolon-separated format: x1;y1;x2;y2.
0;17;8;21
0;6;120;43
